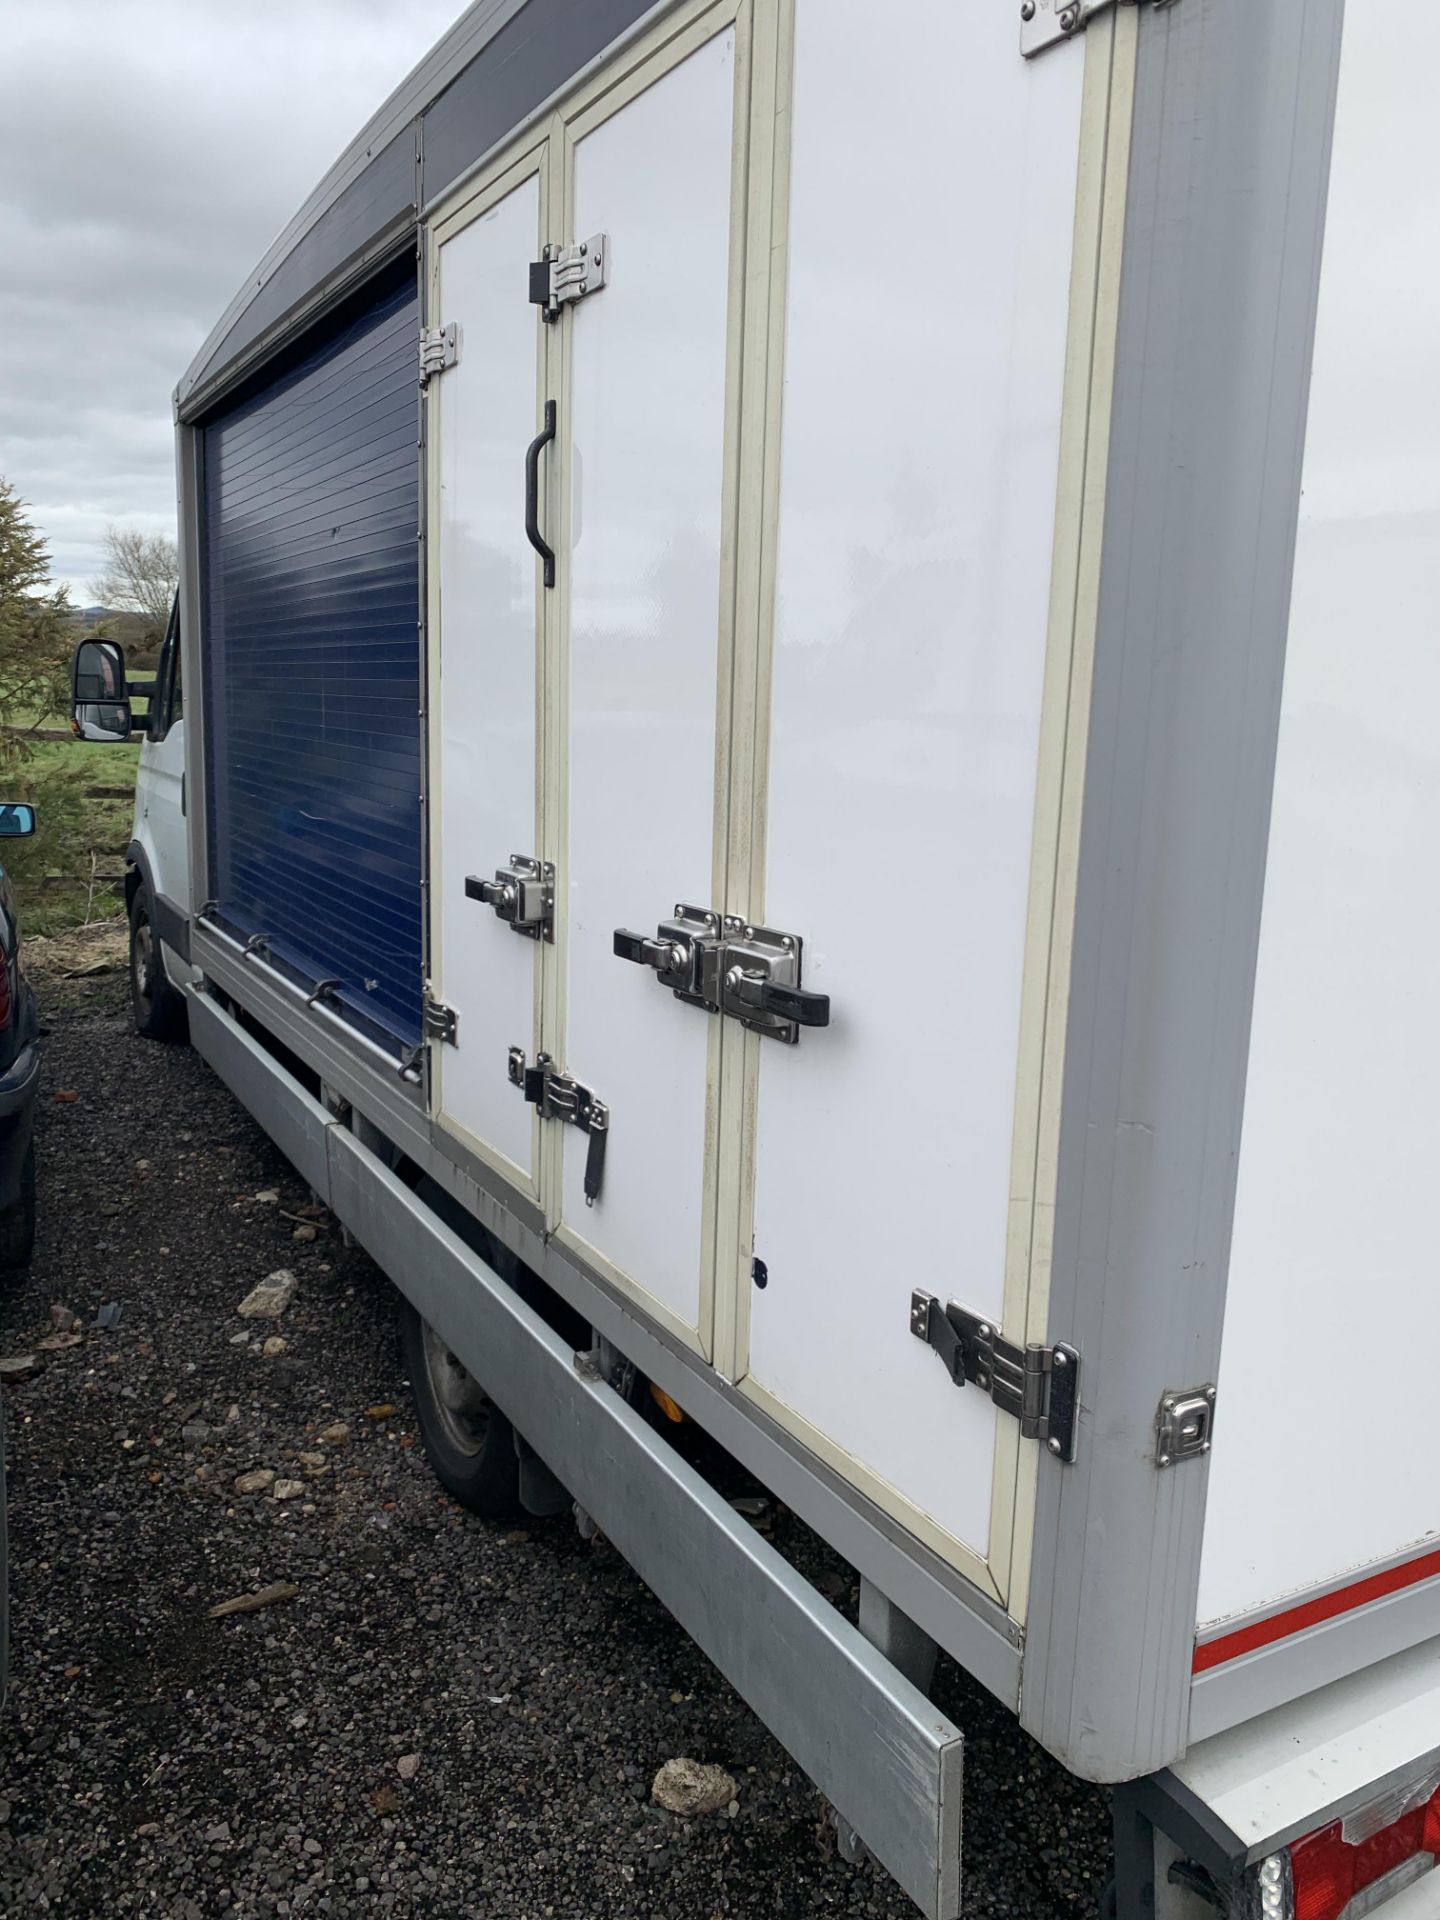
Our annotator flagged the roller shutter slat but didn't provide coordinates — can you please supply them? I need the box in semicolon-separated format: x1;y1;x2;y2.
203;276;422;1047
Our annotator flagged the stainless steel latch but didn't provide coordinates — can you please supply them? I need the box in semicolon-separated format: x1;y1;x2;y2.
466;855;554;941
528;234;609;321
613;908;830;1045
613;904;724;1010
1155;1385;1216;1468
719;922;829;1044
910;1291;1080;1462
508;1049;609;1206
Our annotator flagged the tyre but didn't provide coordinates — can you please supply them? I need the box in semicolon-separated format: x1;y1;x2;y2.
129;888;187;1042
401;1297;520;1519
0;1141;35;1272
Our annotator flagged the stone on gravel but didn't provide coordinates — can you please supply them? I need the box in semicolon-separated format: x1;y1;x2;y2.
37;1331;83;1351
207;1582;300;1619
0;1354;40;1381
291;1223;318;1243
253;1189;280;1205
261;1336;287;1357
237;1270;297;1319
317;1421;349;1445
396;1753;421;1781
271;1478;304;1501
48;1304;81;1331
233;1468;275;1495
365;1403;396;1421
651;1758;737;1816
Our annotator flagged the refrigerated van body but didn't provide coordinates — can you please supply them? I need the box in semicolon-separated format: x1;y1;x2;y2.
110;1;1440;1913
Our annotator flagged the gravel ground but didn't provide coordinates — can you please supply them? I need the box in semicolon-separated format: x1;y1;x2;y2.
0;960;1112;1917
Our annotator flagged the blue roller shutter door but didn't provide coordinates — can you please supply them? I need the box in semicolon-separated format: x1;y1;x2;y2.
202;274;422;1048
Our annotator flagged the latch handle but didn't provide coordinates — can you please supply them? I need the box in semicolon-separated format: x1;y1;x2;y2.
723;966;830;1030
614;929;687;974
466;874;514;910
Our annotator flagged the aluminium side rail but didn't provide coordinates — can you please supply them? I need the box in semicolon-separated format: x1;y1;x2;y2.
187;986;965;1920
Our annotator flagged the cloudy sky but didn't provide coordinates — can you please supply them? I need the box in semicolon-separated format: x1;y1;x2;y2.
1;0;464;602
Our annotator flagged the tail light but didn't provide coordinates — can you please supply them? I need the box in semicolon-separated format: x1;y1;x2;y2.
1246;1765;1440;1920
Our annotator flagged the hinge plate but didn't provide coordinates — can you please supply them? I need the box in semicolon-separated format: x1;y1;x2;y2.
510;1050;609;1206
423;991;457;1045
528;234;609;321
419;322;459;384
1020;0;1178;59
1155;1385;1216;1468
910;1291;1080;1462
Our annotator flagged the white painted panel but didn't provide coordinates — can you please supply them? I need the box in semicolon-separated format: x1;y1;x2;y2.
746;0;1085;1565
1199;12;1440;1626
560;30;736;1334
434;175;543;1185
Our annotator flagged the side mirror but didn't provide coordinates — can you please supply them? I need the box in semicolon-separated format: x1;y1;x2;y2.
0;806;35;839
71;638;132;742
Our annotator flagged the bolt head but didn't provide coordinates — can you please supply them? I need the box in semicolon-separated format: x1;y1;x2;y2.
1047;1437;1062;1456
1053;1350;1067;1368
1201;1440;1211;1453
1158;1454;1172;1468
1163;1397;1176;1413
1021;0;1036;15
1204;1386;1216;1402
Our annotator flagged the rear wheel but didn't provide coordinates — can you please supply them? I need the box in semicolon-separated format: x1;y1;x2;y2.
401;1298;520;1518
0;1141;35;1272
129;887;186;1042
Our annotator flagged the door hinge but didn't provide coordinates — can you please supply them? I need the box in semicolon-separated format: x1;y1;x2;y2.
423;989;458;1045
528;234;609;321
419;322;459;384
910;1291;1080;1462
509;1049;609;1206
1020;0;1179;59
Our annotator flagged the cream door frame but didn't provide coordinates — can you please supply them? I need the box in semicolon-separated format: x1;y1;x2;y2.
541;0;753;1362
424;134;556;1204
714;6;1140;1609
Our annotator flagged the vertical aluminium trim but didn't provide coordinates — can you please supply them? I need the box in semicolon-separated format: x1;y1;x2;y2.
175;419;209;921
1021;0;1347;1782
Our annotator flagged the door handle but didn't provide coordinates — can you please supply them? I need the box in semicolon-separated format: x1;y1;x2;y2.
614;929;690;974
722;967;830;1030
466;855;554;941
524;399;556;588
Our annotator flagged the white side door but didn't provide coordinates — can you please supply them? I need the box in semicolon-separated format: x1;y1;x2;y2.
729;0;1088;1598
547;16;745;1354
429;150;551;1201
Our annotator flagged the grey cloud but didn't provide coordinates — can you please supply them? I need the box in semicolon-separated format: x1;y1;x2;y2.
1;0;463;597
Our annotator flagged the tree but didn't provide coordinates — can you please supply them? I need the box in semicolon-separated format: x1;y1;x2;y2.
0;479;72;747
92;523;178;634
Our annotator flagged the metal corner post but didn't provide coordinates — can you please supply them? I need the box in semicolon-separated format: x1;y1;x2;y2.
174;416;210;922
1021;0;1347;1780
